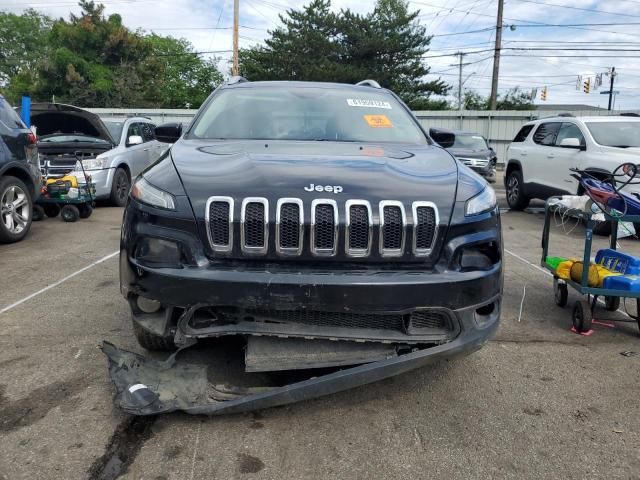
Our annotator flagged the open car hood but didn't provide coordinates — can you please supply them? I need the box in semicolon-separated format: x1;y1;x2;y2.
21;103;114;145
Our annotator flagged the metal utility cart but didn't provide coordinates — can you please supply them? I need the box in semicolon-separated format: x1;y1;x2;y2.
541;197;640;334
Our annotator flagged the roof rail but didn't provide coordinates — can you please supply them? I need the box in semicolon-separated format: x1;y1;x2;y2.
556;112;574;117
227;76;249;85
620;112;640;117
356;79;381;89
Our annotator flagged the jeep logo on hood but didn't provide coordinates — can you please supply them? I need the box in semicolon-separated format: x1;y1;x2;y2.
304;184;343;193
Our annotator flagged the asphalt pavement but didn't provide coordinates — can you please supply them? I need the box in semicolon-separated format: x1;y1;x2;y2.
0;178;639;480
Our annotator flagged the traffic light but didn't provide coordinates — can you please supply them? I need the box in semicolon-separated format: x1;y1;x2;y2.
540;87;547;101
583;78;591;94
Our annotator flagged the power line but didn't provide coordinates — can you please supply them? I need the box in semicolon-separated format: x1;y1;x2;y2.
513;0;640;19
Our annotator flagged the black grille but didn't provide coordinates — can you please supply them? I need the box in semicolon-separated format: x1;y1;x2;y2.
348;205;370;250
208;201;230;246
248;309;405;332
279;203;300;249
410;310;447;329
383;206;403;250
244;202;265;247
314;204;335;250
415;206;436;250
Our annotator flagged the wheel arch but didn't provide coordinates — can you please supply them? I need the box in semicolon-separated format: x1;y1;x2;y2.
0;165;36;198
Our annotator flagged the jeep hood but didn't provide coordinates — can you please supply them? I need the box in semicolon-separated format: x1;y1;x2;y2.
170;140;459;219
23;103;114;144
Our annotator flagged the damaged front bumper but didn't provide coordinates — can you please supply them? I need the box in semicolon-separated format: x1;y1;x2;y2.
101;313;498;416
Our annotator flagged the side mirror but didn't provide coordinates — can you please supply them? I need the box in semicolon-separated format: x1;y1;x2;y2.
559;137;584;150
429;128;455;149
155;123;183;143
127;135;143;146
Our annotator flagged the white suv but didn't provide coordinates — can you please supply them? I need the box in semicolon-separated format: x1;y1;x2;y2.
504;115;640;210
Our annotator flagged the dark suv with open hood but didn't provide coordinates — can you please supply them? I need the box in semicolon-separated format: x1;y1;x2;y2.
113;79;502;415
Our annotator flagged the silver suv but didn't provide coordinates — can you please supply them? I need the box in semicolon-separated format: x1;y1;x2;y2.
31;104;167;206
504;115;640;210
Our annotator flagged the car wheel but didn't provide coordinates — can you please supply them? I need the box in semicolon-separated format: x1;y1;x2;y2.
110;168;130;207
78;204;93;219
506;170;530;210
61;204;80;222
0;176;33;244
44;204;61;218
32;205;45;222
132;320;176;351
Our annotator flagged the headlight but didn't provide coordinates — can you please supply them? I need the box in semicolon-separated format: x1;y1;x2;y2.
131;177;175;210
78;157;109;170
465;187;496;216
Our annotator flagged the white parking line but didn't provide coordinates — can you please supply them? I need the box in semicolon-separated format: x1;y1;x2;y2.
0;250;119;315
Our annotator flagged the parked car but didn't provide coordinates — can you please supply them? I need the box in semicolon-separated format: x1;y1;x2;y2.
0;95;40;243
25;104;167;207
504;115;640;234
430;128;497;183
111;78;503;415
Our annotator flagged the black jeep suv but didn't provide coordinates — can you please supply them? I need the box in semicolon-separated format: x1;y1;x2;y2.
117;79;502;412
0;95;40;244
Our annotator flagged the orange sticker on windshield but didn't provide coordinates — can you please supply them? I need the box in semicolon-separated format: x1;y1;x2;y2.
363;114;393;128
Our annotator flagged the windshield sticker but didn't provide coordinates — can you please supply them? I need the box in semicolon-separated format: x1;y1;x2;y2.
364;114;393;128
347;98;392;109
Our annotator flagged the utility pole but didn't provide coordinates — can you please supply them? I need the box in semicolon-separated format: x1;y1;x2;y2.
608;67;616;111
489;0;504;110
458;52;464;111
232;0;240;76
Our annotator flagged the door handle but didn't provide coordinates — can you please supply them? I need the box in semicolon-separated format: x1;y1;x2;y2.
547;154;555;158
521;151;527;156
143;148;150;152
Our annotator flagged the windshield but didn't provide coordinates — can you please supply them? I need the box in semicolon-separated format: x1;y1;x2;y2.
40;134;109;144
104;121;124;142
452;134;488;150
586;121;640;148
190;86;427;144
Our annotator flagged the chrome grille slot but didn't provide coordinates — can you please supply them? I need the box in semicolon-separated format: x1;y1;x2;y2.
346;200;372;257
413;201;438;256
379;201;406;257
276;198;303;256
241;197;268;254
205;196;234;253
311;199;338;256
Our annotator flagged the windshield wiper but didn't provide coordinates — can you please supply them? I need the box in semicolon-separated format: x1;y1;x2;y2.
610;145;634;148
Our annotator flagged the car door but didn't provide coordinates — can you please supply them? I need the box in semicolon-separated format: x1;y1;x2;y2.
551;122;586;194
529;122;562;191
141;122;166;166
124;122;148;177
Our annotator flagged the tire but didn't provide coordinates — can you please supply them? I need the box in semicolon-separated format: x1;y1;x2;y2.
78;204;93;219
32;205;45;222
604;296;620;312
0;175;33;244
506;169;530;210
110;167;130;207
43;204;61;218
572;299;593;333
554;278;568;307
132;320;176;351
60;204;80;222
592;220;612;237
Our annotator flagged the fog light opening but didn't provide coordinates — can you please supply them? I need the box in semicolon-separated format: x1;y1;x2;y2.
474;301;498;328
136;296;162;314
476;303;495;316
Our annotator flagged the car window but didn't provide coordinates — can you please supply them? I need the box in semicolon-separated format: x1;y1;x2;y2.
452;134;488;150
191;86;427;144
512;124;533;142
141;123;156;142
0;96;26;130
585;121;640;148
555;123;585;147
104;121;124;143
532;122;561;146
127;122;143;142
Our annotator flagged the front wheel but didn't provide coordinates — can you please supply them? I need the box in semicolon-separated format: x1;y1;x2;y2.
132;320;176;351
61;204;80;222
506;170;530;210
0;176;33;244
110;168;130;207
572;299;593;333
554;278;568;307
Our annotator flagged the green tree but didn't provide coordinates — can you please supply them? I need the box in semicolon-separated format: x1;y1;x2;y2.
240;0;449;109
464;87;534;111
0;9;52;100
146;35;223;108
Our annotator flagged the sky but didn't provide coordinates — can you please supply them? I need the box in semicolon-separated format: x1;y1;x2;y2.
3;0;640;109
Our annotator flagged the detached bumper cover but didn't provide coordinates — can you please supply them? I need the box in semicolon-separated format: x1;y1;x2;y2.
101;315;498;416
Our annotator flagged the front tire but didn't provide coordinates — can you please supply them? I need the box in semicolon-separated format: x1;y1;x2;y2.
110;168;130;207
132;320;176;351
61;204;80;222
572;299;593;333
0;176;33;244
506;170;530;210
